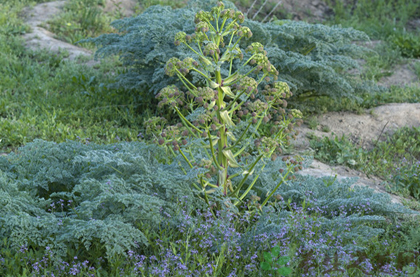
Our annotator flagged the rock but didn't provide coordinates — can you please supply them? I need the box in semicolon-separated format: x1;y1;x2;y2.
21;1;97;63
294;103;420;151
297;159;405;205
102;0;137;17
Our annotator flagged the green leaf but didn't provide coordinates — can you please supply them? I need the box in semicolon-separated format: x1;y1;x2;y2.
278;267;292;275
222;149;240;168
201;57;212;65
271;246;281;258
223;72;239;85
263;252;273;262
260;261;272;271
226;131;236;142
208;100;216;110
221;86;235;98
242;169;254;175
276;255;290;265
210;81;219;89
220;110;235;127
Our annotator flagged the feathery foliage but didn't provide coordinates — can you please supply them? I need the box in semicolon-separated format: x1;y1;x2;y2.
0;139;418;268
82;0;379;113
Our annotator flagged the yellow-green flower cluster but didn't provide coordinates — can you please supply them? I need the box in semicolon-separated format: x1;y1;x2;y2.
290;109;303;119
158;124;188;150
164;57;198;77
195;21;210;34
246;99;268;114
245;42;265;55
203;42;219;56
144;116;167;136
195;110;213;127
219;8;244;23
271;81;291;98
261;137;279;155
193;87;216;104
174;32;187;46
194;10;213;24
254;136;279;157
251;53;277;75
156;85;185;109
234;76;258;93
240;26;252;38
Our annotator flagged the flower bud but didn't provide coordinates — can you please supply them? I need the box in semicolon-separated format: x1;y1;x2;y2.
158;139;165;145
196;96;203;104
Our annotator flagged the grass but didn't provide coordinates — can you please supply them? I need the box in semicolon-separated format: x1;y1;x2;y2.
309;127;420;201
0;0;420;276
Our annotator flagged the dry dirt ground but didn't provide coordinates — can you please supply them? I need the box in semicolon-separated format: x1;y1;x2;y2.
18;0;420;211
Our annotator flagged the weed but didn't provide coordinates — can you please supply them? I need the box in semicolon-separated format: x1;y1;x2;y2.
307;117;319;130
321;125;331;133
390;31;420;58
412;61;420;79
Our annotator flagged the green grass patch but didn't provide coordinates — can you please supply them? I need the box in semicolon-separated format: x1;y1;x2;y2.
0;35;151;152
310;126;420;200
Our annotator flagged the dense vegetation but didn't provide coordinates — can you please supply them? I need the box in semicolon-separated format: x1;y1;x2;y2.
0;0;419;276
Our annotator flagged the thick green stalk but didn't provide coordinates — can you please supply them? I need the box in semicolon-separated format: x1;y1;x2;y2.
215;69;228;195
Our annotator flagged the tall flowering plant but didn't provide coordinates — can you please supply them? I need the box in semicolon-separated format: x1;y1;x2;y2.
144;1;303;213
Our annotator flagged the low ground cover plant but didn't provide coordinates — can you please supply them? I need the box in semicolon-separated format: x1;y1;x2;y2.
0;139;419;276
83;0;379;116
